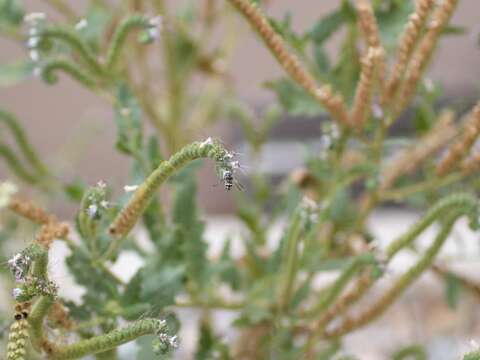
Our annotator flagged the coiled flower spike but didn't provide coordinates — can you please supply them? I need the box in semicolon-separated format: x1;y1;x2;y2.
108;139;239;241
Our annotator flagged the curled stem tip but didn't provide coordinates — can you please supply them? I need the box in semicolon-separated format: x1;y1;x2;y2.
105;15;151;70
41;59;97;88
41;27;103;75
108;140;234;241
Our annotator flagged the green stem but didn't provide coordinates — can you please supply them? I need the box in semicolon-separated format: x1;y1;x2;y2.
106;140;232;254
42;59;98;88
26;244;54;351
50;318;165;360
278;208;303;312
105;15;150;71
28;296;54;351
392;345;427;360
305;253;375;317
0;110;50;177
0;144;38;185
385;193;477;258
41;27;103;76
380;173;463;201
325;208;474;338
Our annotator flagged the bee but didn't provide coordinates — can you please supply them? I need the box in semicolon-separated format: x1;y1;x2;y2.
222;170;244;191
223;170;234;191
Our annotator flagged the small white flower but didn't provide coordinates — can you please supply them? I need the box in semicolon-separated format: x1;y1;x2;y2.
0;181;18;208
29;49;39;62
470;339;479;349
320;134;332;149
29;27;39;36
24;12;46;24
149;15;163;28
96;180;107;189
147;27;160;40
424;78;434;93
200;137;214;149
100;200;109;208
223;152;234;161
27;36;40;49
87;204;98;219
75;18;88;31
120;107;131;117
301;196;318;211
330;124;340;139
169;335;179;349
158;333;179;349
372;103;384;119
12;288;23;299
124;184;139;193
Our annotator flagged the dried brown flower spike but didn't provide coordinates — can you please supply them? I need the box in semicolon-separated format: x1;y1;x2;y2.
356;0;386;86
396;0;459;114
383;0;435;104
437;102;480;176
227;0;349;125
350;47;383;128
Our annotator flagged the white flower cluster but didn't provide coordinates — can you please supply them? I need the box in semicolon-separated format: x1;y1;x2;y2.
12;287;23;300
158;333;179;349
319;122;340;160
7;252;31;283
24;12;46;64
33;278;59;299
86;180;110;220
300;196;320;224
151;319;178;354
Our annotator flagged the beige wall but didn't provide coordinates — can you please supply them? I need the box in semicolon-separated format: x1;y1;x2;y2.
0;1;479;213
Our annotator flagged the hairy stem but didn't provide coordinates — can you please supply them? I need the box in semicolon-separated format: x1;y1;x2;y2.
41;27;103;76
0;110;50;177
106;140;232;249
42;59;98;88
49;319;165;360
105;15;150;70
324;209;472;338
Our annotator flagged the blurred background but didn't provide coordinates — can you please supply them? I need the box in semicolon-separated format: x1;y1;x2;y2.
1;0;480;215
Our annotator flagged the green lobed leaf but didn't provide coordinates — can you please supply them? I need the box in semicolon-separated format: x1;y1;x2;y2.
171;164;208;289
140;263;185;308
114;83;144;156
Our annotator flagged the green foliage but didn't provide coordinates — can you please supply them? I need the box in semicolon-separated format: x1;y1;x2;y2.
0;0;23;30
0;0;479;359
114;83;144;156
